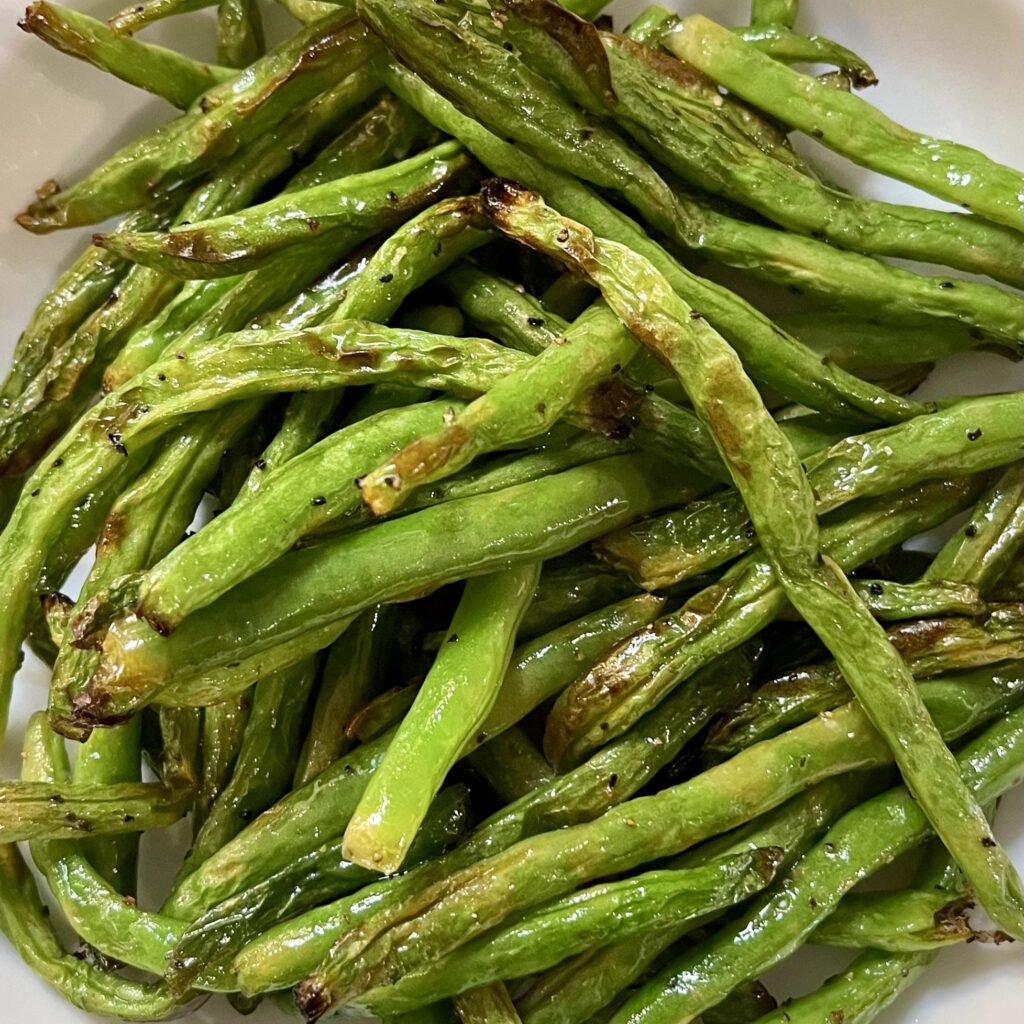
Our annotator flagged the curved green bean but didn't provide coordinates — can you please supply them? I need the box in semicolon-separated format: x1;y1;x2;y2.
344;564;539;874
21;2;234;108
96;142;478;278
664;15;1024;230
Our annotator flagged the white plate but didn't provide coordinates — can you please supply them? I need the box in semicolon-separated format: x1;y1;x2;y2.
1;1;1022;1020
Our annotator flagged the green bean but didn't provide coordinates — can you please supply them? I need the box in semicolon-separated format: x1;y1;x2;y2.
811;887;981;952
105;90;431;390
597;394;1024;589
485;185;1024;940
751;947;932;1024
468;726;555;803
664;15;1024;230
97;141;475;277
1;240;127;414
18;11;379;231
540;272;595;322
735;25;875;84
295;607;388;786
348;684;420;744
0;843;181;1018
351;850;784;1016
777;312;991;369
108;0;218;33
456;984;522;1024
20;2;234;109
518;776;878;1024
217;0;265;68
0;775;192;842
166;594;657;923
374;43;928;425
276;0;342;23
845;578;985;620
165;733;393;920
138;399;466;632
345;565;539;873
0;205;178;479
473;4;1011;286
98;142;477;278
593;30;1019;286
441;264;564;356
48;402;260;736
359;302;642;513
443;264;726;478
606;706;1024;1024
177;658;319;881
166;786;472;995
0;322;544;736
925;461;1024;591
293;665;1021;1009
20;712;196;983
372;1;1022;340
708;642;1024;763
70;716;142;894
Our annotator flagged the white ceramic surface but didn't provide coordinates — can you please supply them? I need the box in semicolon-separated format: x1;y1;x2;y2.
1;1;1022;1020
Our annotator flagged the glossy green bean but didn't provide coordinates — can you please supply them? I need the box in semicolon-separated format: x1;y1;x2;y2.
664;15;1024;229
96;142;478;278
348;685;420;744
484;185;1024;938
352;851;783;1016
359;301;640;513
344;565;539;873
925;461;1024;591
166;786;471;996
518;776;877;1024
80;455;700;721
21;2;234;108
108;0;217;33
217;0;265;67
455;984;521;1024
0;843;181;1018
232;641;761;996
467;726;554;804
549;477;984;770
295;607;389;786
707;644;1024;763
373;0;1023;335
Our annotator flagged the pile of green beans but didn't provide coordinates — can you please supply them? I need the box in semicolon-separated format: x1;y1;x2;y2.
1;1;1021;1022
